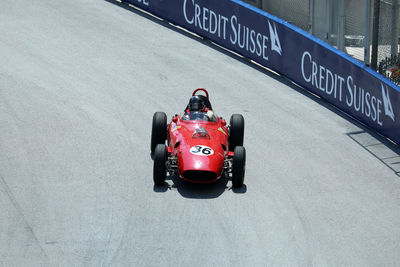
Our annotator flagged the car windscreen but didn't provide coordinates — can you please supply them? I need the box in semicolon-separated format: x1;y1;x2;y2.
181;111;217;122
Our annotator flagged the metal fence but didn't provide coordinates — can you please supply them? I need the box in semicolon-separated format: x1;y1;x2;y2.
243;0;400;71
379;53;400;84
377;1;399;63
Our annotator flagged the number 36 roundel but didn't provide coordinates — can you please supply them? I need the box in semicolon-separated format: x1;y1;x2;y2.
189;145;214;156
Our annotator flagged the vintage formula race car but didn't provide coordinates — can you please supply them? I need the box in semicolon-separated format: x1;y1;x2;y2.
151;88;245;187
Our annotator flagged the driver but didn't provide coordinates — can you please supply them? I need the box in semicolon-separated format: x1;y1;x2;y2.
182;95;214;121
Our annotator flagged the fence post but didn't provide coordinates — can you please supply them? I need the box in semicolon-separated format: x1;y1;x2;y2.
257;0;262;10
371;0;380;70
326;0;332;43
364;0;371;65
391;0;399;56
337;0;345;51
309;0;314;34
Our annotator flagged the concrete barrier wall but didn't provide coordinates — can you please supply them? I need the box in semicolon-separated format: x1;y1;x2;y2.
126;0;400;144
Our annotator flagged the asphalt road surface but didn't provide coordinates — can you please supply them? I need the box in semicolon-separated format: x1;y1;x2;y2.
1;0;400;266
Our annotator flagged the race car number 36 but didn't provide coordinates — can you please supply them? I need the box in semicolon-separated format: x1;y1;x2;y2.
190;145;214;156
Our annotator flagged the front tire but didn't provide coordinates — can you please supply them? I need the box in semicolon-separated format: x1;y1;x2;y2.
229;114;244;151
151;112;167;155
153;144;167;186
232;146;246;187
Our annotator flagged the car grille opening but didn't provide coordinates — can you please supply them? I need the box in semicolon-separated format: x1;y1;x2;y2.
183;170;217;181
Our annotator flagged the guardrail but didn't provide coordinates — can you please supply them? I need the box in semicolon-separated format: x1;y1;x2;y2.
125;0;400;145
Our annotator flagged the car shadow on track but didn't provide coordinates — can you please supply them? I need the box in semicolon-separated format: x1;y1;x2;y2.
153;174;247;198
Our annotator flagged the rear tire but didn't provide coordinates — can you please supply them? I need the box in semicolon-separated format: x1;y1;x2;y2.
153;144;167;186
151;112;167;155
232;146;246;187
229;114;244;151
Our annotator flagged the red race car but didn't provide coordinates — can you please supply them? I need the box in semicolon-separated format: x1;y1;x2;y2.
151;88;245;187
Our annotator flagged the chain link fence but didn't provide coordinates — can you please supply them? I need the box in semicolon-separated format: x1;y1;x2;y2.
343;0;368;61
377;0;399;63
243;0;400;79
257;0;310;31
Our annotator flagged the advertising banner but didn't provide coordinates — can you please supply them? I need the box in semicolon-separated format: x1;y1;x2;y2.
126;0;400;144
